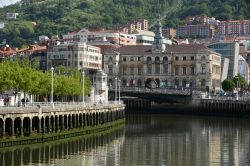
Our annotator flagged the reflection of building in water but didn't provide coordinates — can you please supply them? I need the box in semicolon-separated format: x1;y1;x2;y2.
0;128;125;166
121;116;250;166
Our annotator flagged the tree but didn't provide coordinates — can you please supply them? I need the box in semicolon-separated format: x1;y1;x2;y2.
233;74;248;90
222;79;235;92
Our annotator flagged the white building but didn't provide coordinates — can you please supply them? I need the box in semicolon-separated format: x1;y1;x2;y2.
6;13;19;19
0;21;5;29
63;29;137;46
47;42;102;71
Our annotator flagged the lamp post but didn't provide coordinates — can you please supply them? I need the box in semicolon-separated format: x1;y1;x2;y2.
118;79;121;104
82;68;85;106
115;77;117;104
51;67;54;109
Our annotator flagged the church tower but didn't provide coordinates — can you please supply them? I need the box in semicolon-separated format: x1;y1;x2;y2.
152;16;165;53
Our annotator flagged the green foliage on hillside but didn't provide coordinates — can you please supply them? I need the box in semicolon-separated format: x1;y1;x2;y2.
0;0;249;47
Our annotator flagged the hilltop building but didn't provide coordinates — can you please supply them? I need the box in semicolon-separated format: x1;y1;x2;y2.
63;29;136;46
218;20;250;36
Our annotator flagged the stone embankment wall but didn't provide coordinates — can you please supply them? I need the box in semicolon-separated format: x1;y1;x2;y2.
0;104;125;147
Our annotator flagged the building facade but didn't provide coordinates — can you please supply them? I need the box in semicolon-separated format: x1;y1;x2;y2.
104;19;221;92
63;29;136;46
47;42;102;71
177;24;215;38
208;42;239;79
218;20;250;36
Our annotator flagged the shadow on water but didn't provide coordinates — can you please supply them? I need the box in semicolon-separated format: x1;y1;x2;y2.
0;126;125;166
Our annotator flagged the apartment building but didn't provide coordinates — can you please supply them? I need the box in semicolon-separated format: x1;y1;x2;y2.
47;42;102;71
218;20;250;36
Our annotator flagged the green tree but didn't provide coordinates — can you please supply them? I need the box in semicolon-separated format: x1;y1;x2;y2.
222;78;235;92
233;74;248;89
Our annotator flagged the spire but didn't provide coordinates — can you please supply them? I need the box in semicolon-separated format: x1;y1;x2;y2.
153;15;165;53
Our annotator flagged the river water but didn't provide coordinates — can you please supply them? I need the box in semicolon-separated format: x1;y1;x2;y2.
1;114;250;166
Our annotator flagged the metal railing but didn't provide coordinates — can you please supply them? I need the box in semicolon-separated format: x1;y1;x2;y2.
109;86;191;95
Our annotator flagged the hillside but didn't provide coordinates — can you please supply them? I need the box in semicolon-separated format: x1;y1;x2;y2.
0;0;249;47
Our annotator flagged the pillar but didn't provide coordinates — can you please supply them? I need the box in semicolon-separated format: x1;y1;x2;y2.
20;118;23;136
43;118;46;133
74;115;77;129
2;119;5;137
29;117;32;135
62;115;65;130
48;117;51;132
56;116;59;132
52;116;55;132
38;118;41;133
12;118;15;136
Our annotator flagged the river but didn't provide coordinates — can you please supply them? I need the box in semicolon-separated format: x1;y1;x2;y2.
1;114;250;166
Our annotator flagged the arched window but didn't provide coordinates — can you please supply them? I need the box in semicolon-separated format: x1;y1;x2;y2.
122;79;127;87
137;79;142;87
147;57;152;74
109;57;113;62
201;79;206;87
155;57;160;74
175;78;179;86
108;79;113;87
163;57;168;74
182;79;187;87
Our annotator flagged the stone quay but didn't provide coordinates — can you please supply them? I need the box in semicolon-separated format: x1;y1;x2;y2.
0;103;125;147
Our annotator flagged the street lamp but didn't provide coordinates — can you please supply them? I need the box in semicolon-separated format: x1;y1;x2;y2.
51;67;54;109
115;77;117;104
118;79;121;104
82;68;85;106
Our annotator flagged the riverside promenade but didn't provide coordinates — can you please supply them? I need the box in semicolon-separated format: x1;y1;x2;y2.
0;102;125;147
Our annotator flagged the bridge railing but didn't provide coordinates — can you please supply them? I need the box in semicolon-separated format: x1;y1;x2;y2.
109;86;191;95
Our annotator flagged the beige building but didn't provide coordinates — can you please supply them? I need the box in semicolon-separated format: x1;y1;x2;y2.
47;42;102;71
104;19;221;92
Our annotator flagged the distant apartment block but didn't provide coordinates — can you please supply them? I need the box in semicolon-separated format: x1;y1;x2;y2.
63;29;136;46
185;16;220;26
6;13;19;19
117;19;148;34
177;24;215;38
218;20;250;36
47;42;102;71
162;28;176;38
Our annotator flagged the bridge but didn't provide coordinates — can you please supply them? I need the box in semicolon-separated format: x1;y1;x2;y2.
109;87;192;104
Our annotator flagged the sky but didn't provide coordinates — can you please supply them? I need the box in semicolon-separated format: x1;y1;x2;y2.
0;0;21;8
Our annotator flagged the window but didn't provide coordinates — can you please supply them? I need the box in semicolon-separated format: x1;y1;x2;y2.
191;56;194;60
79;61;83;66
130;58;134;61
183;67;186;75
175;56;179;61
68;61;71;67
130;66;134;75
68;54;71;59
75;54;77;58
138;67;142;75
123;66;127;75
138;57;141;61
123;57;126;61
175;66;179;75
183;56;186;61
191;66;195;75
202;65;206;74
108;65;113;74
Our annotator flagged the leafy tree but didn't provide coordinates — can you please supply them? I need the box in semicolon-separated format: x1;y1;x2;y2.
233;74;248;89
222;78;235;92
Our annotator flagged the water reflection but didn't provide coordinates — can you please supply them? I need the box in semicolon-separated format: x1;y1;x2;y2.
122;115;250;166
1;115;250;166
0;127;125;166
